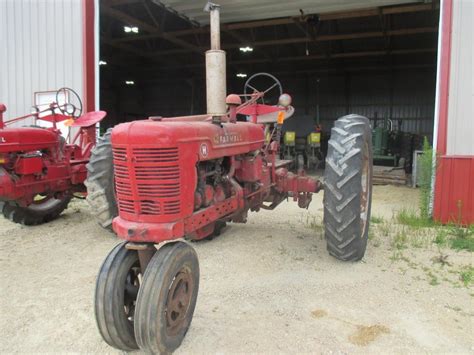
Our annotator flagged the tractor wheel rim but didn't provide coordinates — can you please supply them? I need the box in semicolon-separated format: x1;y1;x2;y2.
124;262;141;322
360;141;371;237
165;267;193;336
28;194;64;211
32;194;52;205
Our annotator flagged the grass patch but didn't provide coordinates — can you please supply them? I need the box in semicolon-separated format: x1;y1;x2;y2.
434;229;448;246
303;214;323;231
459;266;474;287
427;271;440;286
392;230;408;250
371;215;384;224
396;208;437;228
451;236;474;252
448;224;474;252
418;137;436;220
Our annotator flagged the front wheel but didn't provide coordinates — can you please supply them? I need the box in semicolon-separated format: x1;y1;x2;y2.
323;114;372;261
95;242;141;351
134;242;199;354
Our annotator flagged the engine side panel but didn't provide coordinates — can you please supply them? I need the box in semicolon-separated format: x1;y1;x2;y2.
111;120;264;228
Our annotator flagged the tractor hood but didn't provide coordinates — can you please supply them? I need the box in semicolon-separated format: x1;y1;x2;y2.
112;119;264;161
0;127;59;153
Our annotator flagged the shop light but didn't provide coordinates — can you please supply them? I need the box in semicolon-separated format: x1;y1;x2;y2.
125;80;135;85
124;26;139;33
236;73;247;78
239;46;253;53
99;60;107;66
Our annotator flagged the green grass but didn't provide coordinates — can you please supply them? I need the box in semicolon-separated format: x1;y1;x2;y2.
396;208;438;228
427;271;440;286
418;137;436;220
434;229;448;246
392;230;408;250
447;223;474;252
371;215;384;224
459;266;474;287
450;235;474;252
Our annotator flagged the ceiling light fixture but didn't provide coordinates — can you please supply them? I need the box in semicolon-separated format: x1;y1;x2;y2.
125;80;135;85
236;73;247;78
239;46;253;53
99;60;107;66
124;26;139;33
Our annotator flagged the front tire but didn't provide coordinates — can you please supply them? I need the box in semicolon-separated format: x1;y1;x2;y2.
323;114;372;261
95;242;141;351
1;194;71;225
134;242;199;354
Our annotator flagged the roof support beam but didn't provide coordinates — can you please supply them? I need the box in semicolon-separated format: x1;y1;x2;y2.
101;4;203;54
148;47;437;70
143;27;437;57
110;3;438;44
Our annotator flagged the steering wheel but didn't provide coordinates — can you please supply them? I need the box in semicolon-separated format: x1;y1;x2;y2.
56;87;83;119
244;72;283;105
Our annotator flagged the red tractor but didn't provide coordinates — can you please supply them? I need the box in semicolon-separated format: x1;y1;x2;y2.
0;88;106;225
91;3;372;354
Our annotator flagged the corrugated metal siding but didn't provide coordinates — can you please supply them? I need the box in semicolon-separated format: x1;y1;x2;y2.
433;156;474;224
0;0;83;127
290;71;435;136
446;0;474;155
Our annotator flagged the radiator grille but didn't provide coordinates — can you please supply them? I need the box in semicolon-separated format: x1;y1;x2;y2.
113;146;181;217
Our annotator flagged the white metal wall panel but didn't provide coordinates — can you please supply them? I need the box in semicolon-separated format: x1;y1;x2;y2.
0;0;83;127
446;0;474;155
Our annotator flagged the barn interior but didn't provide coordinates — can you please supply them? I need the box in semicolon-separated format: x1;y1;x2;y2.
99;0;440;178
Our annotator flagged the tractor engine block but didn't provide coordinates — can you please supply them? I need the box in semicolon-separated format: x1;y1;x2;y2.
111;118;320;243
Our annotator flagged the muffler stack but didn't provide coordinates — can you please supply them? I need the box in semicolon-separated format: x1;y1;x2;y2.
204;2;226;116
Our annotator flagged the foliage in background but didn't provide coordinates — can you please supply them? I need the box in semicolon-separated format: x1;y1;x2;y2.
418;137;435;220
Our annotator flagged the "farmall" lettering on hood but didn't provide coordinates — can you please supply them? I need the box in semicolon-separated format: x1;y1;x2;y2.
213;132;243;145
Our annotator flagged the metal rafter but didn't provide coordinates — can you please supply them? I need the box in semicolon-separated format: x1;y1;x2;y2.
143;27;438;58
101;3;203;55
109;3;437;44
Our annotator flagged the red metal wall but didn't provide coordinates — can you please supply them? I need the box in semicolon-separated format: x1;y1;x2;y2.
434;156;474;224
432;0;474;225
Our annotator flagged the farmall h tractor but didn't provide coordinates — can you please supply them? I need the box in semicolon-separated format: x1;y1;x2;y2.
91;3;372;354
0;88;106;224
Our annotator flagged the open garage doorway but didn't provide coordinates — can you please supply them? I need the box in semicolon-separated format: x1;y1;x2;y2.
98;0;439;178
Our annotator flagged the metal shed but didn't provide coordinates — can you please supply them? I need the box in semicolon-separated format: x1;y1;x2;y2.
433;0;474;224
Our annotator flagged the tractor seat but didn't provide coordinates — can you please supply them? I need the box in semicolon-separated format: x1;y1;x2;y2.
71;111;107;128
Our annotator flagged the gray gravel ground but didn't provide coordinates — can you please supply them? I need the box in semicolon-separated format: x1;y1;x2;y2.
0;185;472;353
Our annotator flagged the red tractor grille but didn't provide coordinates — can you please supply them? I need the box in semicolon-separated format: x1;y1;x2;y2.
113;146;181;217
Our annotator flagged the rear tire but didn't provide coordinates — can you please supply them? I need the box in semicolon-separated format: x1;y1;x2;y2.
134;242;199;354
1;195;71;225
323;114;372;261
85;128;117;230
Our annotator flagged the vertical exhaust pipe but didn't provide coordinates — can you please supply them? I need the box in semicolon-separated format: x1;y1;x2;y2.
204;2;226;116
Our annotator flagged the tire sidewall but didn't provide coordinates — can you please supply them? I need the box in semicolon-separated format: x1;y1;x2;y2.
136;242;200;353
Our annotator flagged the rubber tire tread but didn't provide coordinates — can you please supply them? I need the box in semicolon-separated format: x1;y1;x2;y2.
94;241;139;351
134;242;199;354
1;195;71;225
85;128;117;230
323;114;373;261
